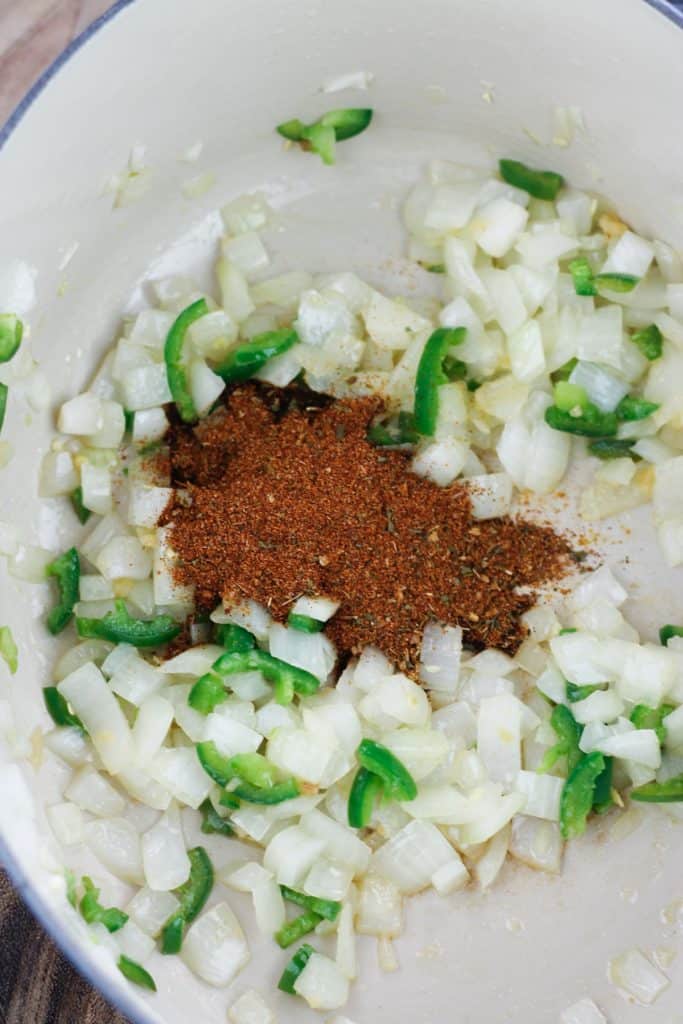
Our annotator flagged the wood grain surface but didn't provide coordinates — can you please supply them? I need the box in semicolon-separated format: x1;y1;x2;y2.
0;5;126;1024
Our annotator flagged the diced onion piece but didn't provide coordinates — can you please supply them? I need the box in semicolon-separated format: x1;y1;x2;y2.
108;650;164;707
560;999;607;1024
81;463;112;515
65;766;125;817
509;816;563;874
263;825;327;887
371;820;459;895
126;887;180;937
608;948;669;1005
122;364;173;411
362;292;432;351
45;726;91;767
46;802;84;846
470;197;528;258
418;621;462;694
115;919;156;965
182;902;250;987
39;451;79;497
431;856;470;895
128;485;173;528
466;473;513;520
58;393;104;435
132;407;169;444
133;695;174;763
221;193;271;235
294;952;350;1011
291;595;339;622
149;747;213;809
141;808;190;891
601;231;654;278
58;662;133;773
228;989;275;1024
515;770;562;820
300;810;371;874
304;859;353;902
598;729;661;769
412;438;468;487
336;901;356;980
569;361;629;414
474;822;511;889
384;728;449;782
84;817;144;884
217;260;254;323
95;536;152;580
356;874;403;936
570;690;624;726
477;694;523;787
189;358;226;415
252;878;286;936
268;622;336;681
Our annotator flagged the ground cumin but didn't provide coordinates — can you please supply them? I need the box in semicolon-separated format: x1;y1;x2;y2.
163;383;573;670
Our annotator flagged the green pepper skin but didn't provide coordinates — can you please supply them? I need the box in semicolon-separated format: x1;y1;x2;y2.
631;774;683;802
499;159;564;200
118;955;157;991
631;324;663;361
414;327;467;436
214;329;298;382
559;751;606;839
347;766;383;828
278;943;316;994
356;738;417;802
544;403;618;437
76;599;180;648
280;886;341;922
160;847;214;954
275;910;322;948
164;298;210;423
46;548;80;635
43;686;86;733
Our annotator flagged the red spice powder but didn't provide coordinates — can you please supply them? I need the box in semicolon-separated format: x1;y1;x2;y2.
163;384;573;670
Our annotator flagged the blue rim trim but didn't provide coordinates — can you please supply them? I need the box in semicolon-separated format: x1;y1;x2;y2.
0;0;136;152
644;0;683;24
0;0;682;1021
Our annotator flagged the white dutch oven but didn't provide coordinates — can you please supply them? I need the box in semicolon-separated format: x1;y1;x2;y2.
1;1;683;1021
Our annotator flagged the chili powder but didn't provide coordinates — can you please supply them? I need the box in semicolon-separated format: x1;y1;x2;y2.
163;384;573;670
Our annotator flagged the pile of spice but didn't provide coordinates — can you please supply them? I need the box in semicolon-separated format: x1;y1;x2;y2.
163;383;574;670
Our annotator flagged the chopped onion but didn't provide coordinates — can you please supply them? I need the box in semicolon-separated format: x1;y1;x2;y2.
598;729;661;768
263;825;327;888
300;810;371;874
133;695;174;763
8;543;53;582
371;820;461;895
141;807;190;891
114;919;156;965
189;358;226;415
509;816;563;874
268;622;336;681
58;662;133;773
127;485;173;528
132;407;169;444
122;363;172;411
336;901;356;980
609;948;669;1005
182;901;250;987
126;886;180;937
560;999;607;1024
228;989;275;1024
474;822;511;889
515;770;562;820
84;817;144;884
46;802;84;846
294;952;350;1011
149;747;213;809
356;874;403;936
39;450;79;497
96;536;152;580
80;463;112;516
64;766;125;816
252;878;286;935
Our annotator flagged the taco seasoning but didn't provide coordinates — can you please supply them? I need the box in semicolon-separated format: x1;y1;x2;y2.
162;383;573;670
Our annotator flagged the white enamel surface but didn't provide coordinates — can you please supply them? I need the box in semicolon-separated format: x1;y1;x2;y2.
1;0;683;1022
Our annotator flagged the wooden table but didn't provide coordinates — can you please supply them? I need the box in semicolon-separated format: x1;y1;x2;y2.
0;6;127;1022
